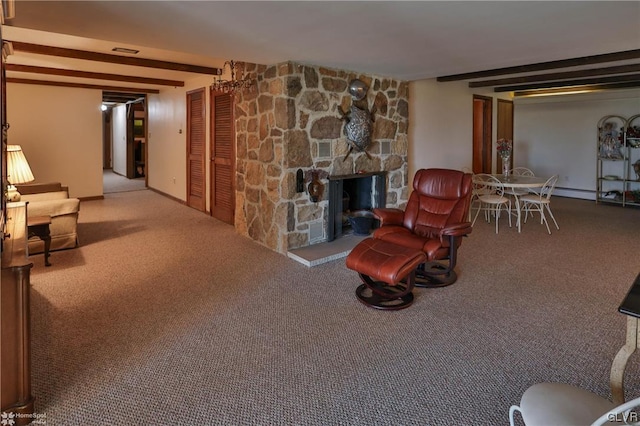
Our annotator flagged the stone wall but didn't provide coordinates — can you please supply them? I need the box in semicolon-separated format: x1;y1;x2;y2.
234;62;409;254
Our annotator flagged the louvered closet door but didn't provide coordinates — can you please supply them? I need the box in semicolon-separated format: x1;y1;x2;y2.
187;88;206;211
210;91;235;224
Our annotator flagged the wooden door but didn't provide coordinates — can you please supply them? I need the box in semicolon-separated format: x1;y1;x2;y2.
125;104;135;178
102;109;112;169
187;88;206;211
472;95;492;174
210;90;234;224
497;99;514;172
1;36;8;220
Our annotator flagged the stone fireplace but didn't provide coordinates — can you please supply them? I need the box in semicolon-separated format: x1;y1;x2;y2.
233;62;409;254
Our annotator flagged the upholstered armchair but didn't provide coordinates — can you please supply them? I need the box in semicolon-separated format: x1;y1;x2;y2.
16;182;80;254
372;168;473;287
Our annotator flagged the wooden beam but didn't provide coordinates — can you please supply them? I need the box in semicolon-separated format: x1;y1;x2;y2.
103;97;137;104
437;49;640;82
494;73;640;92
514;81;640;97
102;93;145;103
104;98;142;104
5;63;184;86
8;41;221;75
469;64;640;88
6;77;160;94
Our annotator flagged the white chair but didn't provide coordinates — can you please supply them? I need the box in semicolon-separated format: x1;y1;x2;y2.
511;167;534;177
471;174;511;233
469;172;491;221
506;167;535;198
520;174;559;234
461;168;475;220
509;382;640;426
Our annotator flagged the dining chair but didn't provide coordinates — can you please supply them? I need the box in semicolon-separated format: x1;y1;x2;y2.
511;167;534;177
520;174;559;234
471;174;511;233
468;170;501;221
509;382;640;426
468;172;492;221
506;167;536;198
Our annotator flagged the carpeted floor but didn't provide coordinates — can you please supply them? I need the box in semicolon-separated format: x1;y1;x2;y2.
103;169;146;194
27;191;640;425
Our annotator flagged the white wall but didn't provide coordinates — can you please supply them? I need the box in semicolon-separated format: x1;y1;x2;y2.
6;83;103;198
514;90;640;199
111;105;127;176
6;75;213;202
409;79;640;201
147;75;212;206
408;79;511;181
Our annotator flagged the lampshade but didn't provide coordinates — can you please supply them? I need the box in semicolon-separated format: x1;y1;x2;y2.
7;145;34;184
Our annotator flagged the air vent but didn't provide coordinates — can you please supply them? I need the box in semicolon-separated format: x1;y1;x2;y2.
309;222;324;243
112;47;139;55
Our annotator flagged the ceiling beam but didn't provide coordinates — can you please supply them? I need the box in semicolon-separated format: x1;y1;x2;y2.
6;77;160;94
102;95;144;103
8;41;221;75
494;73;640;92
514;81;640;97
5;64;185;87
103;92;143;98
103;99;140;104
102;93;139;98
469;64;640;88
437;49;640;82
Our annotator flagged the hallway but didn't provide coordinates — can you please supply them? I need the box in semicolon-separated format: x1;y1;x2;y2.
103;169;146;194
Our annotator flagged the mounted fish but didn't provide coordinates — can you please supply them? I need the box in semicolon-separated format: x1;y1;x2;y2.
338;79;376;161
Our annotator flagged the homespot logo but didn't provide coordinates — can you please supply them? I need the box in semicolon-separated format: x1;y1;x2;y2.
0;412;47;425
0;412;15;426
608;410;640;425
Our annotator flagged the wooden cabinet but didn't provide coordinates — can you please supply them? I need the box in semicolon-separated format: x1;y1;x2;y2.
1;202;34;425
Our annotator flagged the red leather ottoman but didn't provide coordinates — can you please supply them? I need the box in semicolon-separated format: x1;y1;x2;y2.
346;238;426;310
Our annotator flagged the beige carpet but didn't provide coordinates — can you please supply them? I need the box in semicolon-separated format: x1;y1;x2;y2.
27;191;640;425
103;169;146;194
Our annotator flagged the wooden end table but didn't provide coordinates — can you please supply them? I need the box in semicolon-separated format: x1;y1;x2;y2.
27;215;52;267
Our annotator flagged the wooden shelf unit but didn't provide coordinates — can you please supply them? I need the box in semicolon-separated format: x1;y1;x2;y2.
596;114;640;207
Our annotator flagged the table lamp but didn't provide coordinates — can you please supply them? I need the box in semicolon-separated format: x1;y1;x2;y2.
6;144;34;202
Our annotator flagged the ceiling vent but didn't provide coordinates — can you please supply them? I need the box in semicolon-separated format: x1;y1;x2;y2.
111;47;139;55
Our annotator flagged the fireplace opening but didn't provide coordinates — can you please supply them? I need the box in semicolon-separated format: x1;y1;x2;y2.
327;171;386;241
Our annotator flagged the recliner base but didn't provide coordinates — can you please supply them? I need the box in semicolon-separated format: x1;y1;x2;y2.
414;261;458;288
355;272;416;310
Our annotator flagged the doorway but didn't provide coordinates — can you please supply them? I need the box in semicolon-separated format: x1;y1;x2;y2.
472;95;493;174
101;94;148;194
126;102;146;180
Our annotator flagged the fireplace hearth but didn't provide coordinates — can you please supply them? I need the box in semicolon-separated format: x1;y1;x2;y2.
327;171;386;241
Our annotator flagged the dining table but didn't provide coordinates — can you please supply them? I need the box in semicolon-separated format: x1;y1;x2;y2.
488;174;548;232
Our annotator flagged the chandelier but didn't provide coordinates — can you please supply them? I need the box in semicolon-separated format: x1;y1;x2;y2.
211;60;253;94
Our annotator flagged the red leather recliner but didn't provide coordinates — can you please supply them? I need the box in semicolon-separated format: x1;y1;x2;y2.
373;168;473;287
